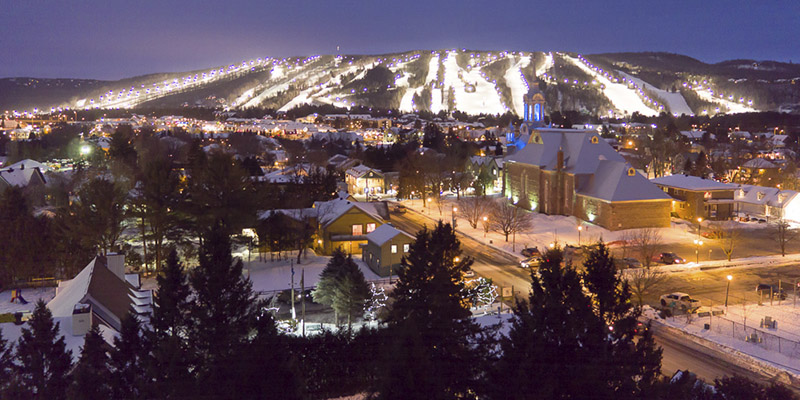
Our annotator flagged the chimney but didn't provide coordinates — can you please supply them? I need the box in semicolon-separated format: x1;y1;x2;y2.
72;303;91;336
106;253;125;281
557;148;564;172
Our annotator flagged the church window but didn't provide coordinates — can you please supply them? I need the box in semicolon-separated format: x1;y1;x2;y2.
627;167;636;176
591;136;599;144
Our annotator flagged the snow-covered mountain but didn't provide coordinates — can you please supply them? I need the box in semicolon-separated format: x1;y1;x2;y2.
2;50;799;117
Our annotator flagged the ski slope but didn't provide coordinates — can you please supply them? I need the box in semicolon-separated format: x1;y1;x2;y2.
565;54;658;117
504;55;531;115
536;52;553;77
691;84;756;114
618;71;693;116
441;51;505;115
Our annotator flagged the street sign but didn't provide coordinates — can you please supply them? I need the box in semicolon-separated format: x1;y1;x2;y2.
502;287;512;297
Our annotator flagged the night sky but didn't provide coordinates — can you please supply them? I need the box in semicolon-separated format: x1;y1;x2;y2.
2;0;798;80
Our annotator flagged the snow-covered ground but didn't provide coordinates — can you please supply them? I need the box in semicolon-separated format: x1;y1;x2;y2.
236;250;385;293
397;195;699;260
618;71;693;116
0;287;55;315
536;52;553;78
444;52;506;115
651;303;800;377
564;54;658;117
505;55;532;116
693;86;756;114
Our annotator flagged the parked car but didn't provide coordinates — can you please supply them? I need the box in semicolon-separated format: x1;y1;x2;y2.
660;293;701;311
634;320;649;336
520;247;541;257
755;284;787;300
618;257;642;269
659;252;685;264
519;256;541;268
393;204;407;214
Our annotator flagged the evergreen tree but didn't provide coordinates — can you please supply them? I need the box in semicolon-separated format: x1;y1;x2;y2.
188;225;262;398
313;248;349;324
375;222;486;399
110;313;148;399
68;325;112;400
0;327;14;396
582;241;630;325
332;255;370;328
148;248;193;398
73;177;128;254
15;300;72;399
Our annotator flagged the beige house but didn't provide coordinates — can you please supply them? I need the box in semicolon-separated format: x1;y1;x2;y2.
345;165;385;196
313;198;389;254
650;175;736;221
362;224;415;277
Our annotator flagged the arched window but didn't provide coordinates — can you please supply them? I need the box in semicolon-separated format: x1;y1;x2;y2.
627;167;636;176
591;136;599;144
534;104;541;121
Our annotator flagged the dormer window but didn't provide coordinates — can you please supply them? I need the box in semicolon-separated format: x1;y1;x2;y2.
737;189;745;198
591;136;599;144
778;193;786;203
757;192;765;201
627;167;636;176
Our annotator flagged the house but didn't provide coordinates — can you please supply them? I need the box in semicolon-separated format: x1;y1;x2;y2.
504;128;672;230
362;224;415;277
467;156;504;194
734;185;800;222
0;254;151;359
345;165;385;196
738;158;780;186
301;198;389;255
650;175;736;221
0;162;48;199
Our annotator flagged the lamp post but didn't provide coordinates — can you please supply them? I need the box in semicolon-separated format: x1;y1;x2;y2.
725;275;732;308
578;226;583;247
697;217;703;237
482;216;489;238
452;206;458;228
693;239;703;264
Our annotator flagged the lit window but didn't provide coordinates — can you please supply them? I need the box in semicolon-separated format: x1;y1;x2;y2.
366;223;376;233
403;244;410;253
627;167;636;176
391;244;397;254
352;224;363;235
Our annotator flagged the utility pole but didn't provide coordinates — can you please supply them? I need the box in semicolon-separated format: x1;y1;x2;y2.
301;268;306;337
290;259;296;320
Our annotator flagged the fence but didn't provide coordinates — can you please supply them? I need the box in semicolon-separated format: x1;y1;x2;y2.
703;315;800;359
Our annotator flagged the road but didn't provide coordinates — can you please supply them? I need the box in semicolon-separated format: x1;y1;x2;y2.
388;206;798;386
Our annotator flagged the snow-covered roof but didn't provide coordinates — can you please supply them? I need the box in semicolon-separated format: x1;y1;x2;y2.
4;159;50;172
365;224;414;246
506;128;624;175
650;175;736;191
735;185;799;208
578;161;671;202
0;165;46;187
313;198;385;227
742;158;778;169
346;164;382;178
679;130;712;140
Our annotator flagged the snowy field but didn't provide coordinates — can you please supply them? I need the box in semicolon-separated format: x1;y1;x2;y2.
618;71;693;116
650;304;800;377
235;250;385;293
505;55;531;115
564;54;658;117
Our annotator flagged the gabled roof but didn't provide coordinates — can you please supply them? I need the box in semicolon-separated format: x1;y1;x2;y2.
651;175;736;191
313;198;385;228
578;161;672;202
365;224;414;246
0;165;46;187
346;164;383;178
742;158;778;169
736;185;798;207
506;128;624;174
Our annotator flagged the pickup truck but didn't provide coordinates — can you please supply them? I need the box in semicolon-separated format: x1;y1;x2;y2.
659;292;701;312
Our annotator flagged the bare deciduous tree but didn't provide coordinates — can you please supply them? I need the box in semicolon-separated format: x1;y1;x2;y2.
774;217;798;257
622;228;663;268
490;201;533;242
713;221;741;261
457;196;493;229
626;267;667;306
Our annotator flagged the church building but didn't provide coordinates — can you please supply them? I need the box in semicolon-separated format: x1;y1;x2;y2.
503;88;672;231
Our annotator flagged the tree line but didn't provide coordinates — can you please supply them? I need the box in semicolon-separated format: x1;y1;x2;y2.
1;222;793;399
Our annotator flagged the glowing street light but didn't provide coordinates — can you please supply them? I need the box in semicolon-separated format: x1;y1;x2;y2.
80;144;91;156
452;206;458;228
578;226;583;247
693;239;703;263
725;275;733;308
482;216;489;238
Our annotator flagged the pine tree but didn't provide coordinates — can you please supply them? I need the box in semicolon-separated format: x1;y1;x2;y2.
375;222;486;400
148;248;193;398
188;224;261;398
332;255;370;329
15;300;72;399
313;248;349;324
0;327;15;396
68;325;112;400
110;313;148;399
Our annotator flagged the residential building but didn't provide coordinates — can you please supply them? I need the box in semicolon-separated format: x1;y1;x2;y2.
650;175;736;221
362;224;415;277
735;185;800;222
345;165;385;196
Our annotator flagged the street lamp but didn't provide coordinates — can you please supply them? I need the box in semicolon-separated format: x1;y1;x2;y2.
697;217;703;237
693;239;703;263
725;275;732;308
482;216;489;238
578;226;583;247
80;144;91;156
452;206;458;228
